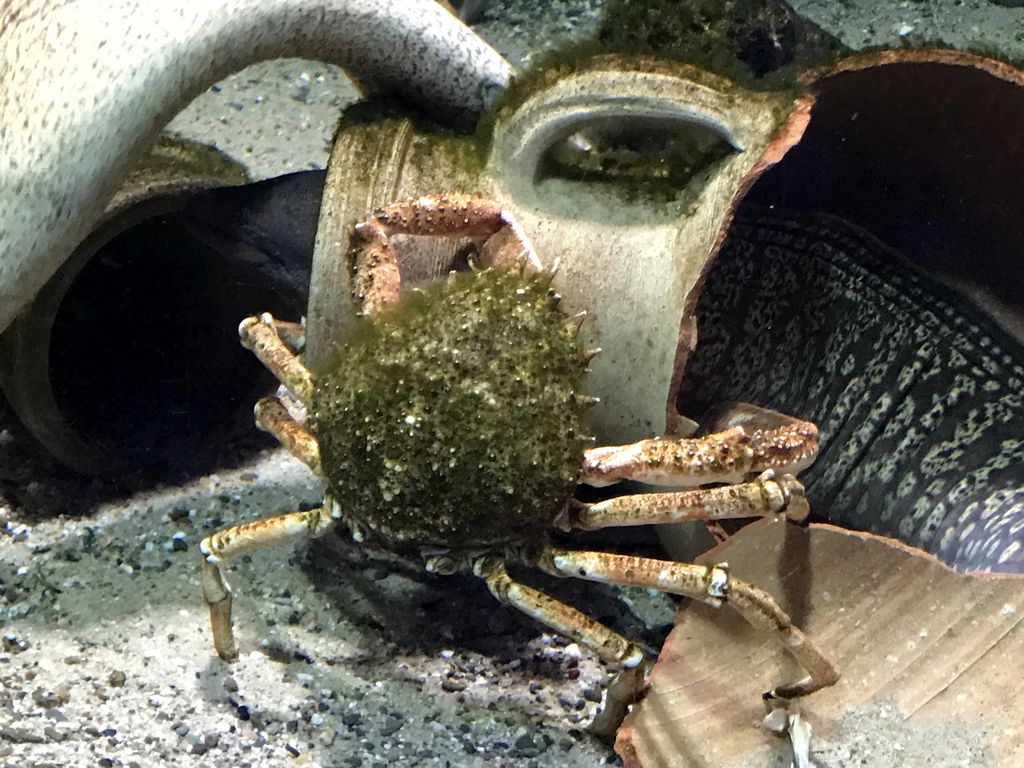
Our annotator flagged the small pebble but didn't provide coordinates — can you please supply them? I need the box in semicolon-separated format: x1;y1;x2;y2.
379;716;403;738
582;685;603;703
514;734;537;750
186;732;205;754
108;670;127;688
32;688;68;708
0;725;43;744
441;678;467;693
223;676;239;693
1;635;28;653
513;734;541;757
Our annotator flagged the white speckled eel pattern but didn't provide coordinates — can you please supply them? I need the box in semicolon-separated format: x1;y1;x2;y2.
0;0;512;333
678;211;1024;573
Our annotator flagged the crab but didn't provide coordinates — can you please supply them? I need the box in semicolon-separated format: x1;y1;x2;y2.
199;193;839;730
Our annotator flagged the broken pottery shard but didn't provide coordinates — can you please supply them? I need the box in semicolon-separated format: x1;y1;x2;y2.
617;519;1024;767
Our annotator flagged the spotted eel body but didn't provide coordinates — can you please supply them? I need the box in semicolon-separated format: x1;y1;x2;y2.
677;210;1024;572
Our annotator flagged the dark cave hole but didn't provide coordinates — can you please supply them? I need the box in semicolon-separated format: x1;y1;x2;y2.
48;213;284;475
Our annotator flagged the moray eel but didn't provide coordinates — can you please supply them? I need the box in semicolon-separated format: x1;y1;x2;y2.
677;209;1024;573
0;0;512;335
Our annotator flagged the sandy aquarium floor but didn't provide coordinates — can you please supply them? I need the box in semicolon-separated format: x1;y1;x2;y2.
3;2;1023;768
0;430;675;768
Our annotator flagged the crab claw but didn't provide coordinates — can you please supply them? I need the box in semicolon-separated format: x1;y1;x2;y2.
701;401;820;476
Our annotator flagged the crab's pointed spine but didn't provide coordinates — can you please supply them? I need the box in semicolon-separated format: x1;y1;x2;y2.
565;311;587;335
543;257;562;285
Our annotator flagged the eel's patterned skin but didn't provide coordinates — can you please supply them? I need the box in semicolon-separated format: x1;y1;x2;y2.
677;210;1024;573
0;0;512;334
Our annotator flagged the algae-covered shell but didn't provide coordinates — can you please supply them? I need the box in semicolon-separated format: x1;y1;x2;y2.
311;269;591;551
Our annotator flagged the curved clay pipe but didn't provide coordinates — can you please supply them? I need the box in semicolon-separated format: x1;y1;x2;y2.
0;0;513;334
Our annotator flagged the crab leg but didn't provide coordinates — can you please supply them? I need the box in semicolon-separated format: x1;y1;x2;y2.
200;503;338;661
351;194;543;316
474;556;644;669
254;397;320;473
270;319;306;354
538;548;839;699
238;312;314;405
566;469;809;531
474;556;650;738
581;420;819;488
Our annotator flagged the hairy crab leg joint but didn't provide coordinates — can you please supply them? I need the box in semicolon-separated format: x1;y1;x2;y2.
238;313;314;405
580;418;820;488
253;396;320;473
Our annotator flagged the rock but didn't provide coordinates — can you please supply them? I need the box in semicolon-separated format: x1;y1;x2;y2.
441;677;467;692
513;733;542;758
1;635;28;653
0;724;43;743
379;716;403;737
31;687;68;708
341;711;362;727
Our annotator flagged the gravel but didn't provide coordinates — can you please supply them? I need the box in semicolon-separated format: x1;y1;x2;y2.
0;440;675;767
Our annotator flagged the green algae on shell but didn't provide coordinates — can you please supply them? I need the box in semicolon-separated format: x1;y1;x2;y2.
311;269;591;552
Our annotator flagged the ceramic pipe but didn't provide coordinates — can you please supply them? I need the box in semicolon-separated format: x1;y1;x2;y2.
0;0;512;334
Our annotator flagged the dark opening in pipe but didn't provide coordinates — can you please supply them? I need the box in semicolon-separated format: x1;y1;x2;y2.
6;170;323;477
49;212;288;469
